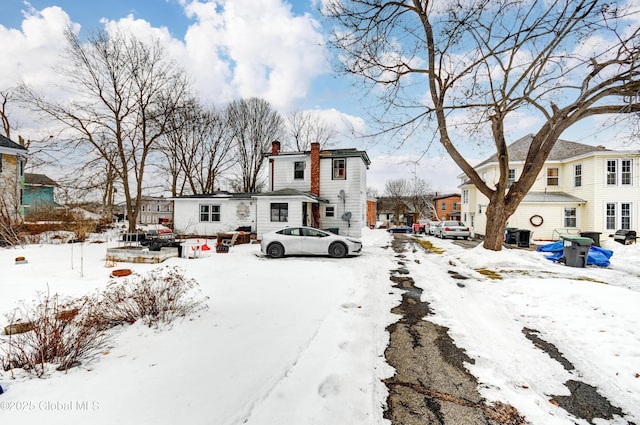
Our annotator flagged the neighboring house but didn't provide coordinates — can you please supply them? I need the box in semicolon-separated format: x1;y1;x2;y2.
0;134;27;220
459;134;640;240
366;199;377;228
137;196;174;226
22;173;63;220
172;141;371;238
375;197;417;227
433;193;461;221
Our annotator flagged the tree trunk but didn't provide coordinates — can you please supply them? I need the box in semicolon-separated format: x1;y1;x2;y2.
482;198;510;251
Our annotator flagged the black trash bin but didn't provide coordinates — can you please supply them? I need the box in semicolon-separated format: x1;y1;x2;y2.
505;228;518;244
579;231;601;247
517;229;531;248
561;236;593;267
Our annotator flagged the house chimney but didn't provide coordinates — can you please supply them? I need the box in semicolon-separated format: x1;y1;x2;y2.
272;140;281;155
311;142;320;196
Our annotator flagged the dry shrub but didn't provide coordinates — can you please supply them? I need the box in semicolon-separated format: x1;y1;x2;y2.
0;292;108;376
100;266;208;327
0;267;208;377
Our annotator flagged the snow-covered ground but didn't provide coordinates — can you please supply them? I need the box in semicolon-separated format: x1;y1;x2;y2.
0;228;639;424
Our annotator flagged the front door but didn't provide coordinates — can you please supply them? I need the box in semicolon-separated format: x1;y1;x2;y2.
303;203;309;226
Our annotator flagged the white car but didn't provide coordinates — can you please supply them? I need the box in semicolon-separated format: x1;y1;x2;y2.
261;226;363;258
434;220;471;239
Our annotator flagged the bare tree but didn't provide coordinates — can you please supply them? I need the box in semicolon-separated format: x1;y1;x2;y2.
159;100;235;196
286;108;338;151
384;178;411;225
1;89;15;139
227;98;284;192
325;0;640;250
20;28;190;232
408;177;434;220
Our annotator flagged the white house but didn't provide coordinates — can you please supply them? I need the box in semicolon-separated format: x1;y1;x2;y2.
172;142;371;238
459;134;640;241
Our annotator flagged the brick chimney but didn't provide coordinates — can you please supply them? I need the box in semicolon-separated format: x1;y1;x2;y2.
311;142;320;196
271;140;281;155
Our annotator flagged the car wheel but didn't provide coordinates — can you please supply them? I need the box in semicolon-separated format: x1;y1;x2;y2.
267;243;285;258
329;242;347;258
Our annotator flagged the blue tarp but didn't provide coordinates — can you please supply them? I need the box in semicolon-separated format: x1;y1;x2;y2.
536;241;613;267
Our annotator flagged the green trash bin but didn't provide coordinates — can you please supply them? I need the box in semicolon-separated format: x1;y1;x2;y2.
561;236;593;267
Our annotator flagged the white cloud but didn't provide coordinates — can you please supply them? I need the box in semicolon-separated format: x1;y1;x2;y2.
181;0;329;108
0;6;76;91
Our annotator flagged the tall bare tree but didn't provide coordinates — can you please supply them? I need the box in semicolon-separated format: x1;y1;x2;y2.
325;0;640;250
384;178;411;225
1;89;15;139
159;100;235;195
20;28;190;232
227;98;283;192
286;108;338;151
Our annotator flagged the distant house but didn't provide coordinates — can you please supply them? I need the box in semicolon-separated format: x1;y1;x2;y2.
173;141;371;238
22;173;63;220
433;193;461;221
459;134;640;240
0;134;27;220
375;197;417;227
137;196;173;226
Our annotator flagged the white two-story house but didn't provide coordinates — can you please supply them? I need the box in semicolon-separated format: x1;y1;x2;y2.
172;141;371;238
459;134;640;241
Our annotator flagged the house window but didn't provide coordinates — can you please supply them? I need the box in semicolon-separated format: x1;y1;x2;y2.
574;164;582;187
508;168;516;187
607;160;617;185
606;202;632;230
332;159;346;180
622;203;631;229
441;202;446;211
270;203;288;222
200;204;221;222
325;205;335;217
156;203;161;212
547;167;559;186
294;161;305;179
563;207;577;228
165;204;171;212
452;202;458;211
606;203;616;230
462;189;469;204
621;159;632;185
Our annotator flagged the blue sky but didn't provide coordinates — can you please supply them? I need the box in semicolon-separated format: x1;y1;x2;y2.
1;0;471;195
3;0;634;196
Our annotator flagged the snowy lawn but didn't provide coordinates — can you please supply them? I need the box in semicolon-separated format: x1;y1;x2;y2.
0;228;639;425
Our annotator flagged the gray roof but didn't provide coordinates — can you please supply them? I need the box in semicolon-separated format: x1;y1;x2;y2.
521;191;586;203
474;134;608;168
24;173;58;187
256;188;329;203
172;191;254;200
0;134;27;152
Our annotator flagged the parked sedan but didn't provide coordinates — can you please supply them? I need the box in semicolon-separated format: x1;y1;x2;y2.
434;220;471;239
261;226;363;258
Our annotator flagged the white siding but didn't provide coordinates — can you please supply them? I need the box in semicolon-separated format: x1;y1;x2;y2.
255;196;306;238
173;198;256;236
271;154;310;192
317;156;367;238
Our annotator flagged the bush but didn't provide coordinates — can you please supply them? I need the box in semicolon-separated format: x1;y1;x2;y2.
100;266;208;327
0;267;208;376
1;293;108;376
